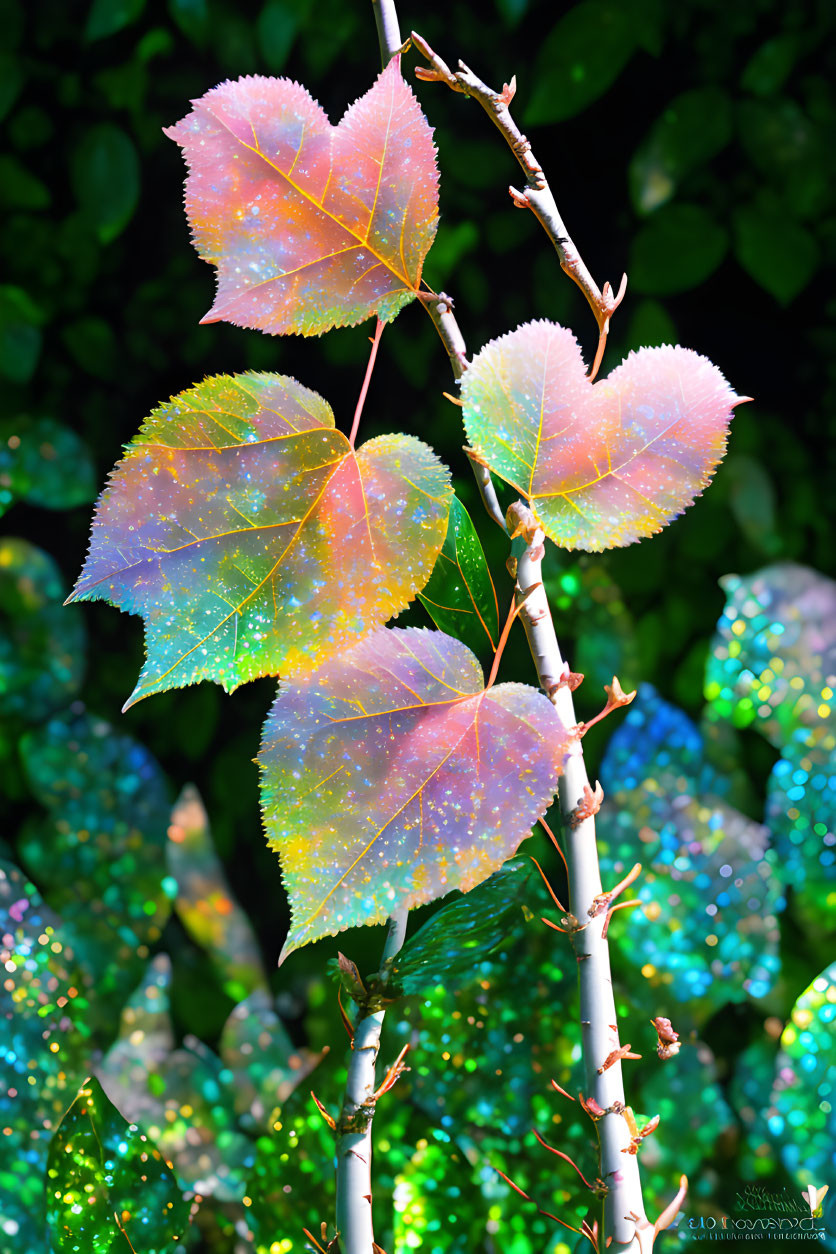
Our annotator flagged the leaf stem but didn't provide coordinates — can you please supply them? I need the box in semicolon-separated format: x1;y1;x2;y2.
349;319;385;449
335;909;407;1254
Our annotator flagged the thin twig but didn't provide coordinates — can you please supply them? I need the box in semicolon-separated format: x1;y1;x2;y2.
411;30;627;380
349;319;384;448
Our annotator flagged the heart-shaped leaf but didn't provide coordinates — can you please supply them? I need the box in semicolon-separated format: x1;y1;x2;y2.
769;961;836;1190
46;1076;189;1254
165;58;439;336
462;319;742;551
258;626;571;959
68;372;451;707
417;493;499;656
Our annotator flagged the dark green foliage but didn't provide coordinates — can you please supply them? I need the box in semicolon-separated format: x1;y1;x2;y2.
45;1076;189;1253
417;493;500;659
390;859;539;995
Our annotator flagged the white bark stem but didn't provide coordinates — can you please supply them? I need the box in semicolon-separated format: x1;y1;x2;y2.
335;911;407;1254
514;524;648;1252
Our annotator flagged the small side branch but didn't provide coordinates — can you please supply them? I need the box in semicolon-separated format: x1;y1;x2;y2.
411;30;626;380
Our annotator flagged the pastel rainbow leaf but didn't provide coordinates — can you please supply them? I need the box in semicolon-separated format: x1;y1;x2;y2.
165;59;439;336
462;319;742;551
68;373;452;708
258;626;571;959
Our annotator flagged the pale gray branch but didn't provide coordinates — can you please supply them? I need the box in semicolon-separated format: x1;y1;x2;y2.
510;504;648;1251
411;30;627;379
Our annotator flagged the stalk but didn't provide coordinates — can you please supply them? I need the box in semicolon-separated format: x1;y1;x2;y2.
335;911;407;1254
512;512;648;1250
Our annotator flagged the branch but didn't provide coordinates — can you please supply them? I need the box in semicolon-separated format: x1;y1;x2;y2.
509;502;648;1250
411;30;627;380
372;0;403;64
335;910;408;1254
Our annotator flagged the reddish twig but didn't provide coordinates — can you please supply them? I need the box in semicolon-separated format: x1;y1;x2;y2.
349;318;385;447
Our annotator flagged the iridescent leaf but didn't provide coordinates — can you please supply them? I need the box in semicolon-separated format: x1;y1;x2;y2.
69;373;451;707
168;785;267;1001
19;709;170;1017
100;969;253;1201
766;747;836;919
597;685;784;1006
461;320;742;551
100;1032;252;1202
768;962;836;1189
390;859;538;995
259;626;570;958
165;59;438;335
45;1076;189;1253
706;564;836;916
705;563;836;757
0;862;93;1253
219;989;320;1131
417;493;500;657
0;538;86;722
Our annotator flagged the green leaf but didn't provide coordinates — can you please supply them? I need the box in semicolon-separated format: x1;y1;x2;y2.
0;416;97;513
61;315;117;380
624;297;676;351
45;1076;188;1253
721;454;780;554
525;0;637;125
0;539;86;722
0;53;24;121
70;123;140;243
390;859;538;994
256;0;300;71
0;284;44;383
0;154;49;210
168;0;209;45
19;709;170;1021
417;494;500;657
629;204;728;295
84;0;145;42
737;98;831;220
740;34;803;97
629;87;733;213
733;202;819;304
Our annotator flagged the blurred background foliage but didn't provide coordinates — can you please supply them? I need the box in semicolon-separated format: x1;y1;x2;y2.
1;0;835;1250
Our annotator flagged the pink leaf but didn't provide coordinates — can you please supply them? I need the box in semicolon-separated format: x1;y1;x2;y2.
165;59;439;336
462;320;745;551
258;627;571;959
68;373;451;707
